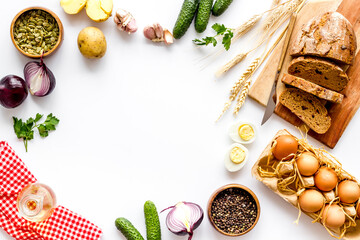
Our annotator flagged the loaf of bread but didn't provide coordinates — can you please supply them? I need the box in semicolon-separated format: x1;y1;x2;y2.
290;12;356;65
288;56;349;92
279;88;331;134
281;73;344;103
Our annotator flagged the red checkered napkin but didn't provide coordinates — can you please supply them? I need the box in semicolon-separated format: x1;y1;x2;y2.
0;141;103;240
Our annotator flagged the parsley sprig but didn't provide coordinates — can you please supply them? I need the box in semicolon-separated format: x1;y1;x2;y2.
13;113;60;152
193;23;234;51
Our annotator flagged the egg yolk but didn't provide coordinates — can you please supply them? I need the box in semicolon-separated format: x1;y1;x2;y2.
230;147;246;164
238;124;254;141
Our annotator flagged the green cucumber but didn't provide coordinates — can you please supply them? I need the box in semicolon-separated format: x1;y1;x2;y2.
195;0;214;33
115;217;144;240
212;0;233;16
173;0;200;39
144;200;161;240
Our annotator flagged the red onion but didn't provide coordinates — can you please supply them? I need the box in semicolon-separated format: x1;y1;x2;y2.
0;75;28;108
24;58;55;97
162;202;203;240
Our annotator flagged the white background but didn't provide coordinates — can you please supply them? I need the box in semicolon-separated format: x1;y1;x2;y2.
1;0;359;240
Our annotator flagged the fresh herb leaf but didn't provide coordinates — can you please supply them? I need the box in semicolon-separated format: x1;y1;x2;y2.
12;113;60;152
37;125;48;137
222;31;234;51
212;23;227;35
34;113;43;122
193;23;234;50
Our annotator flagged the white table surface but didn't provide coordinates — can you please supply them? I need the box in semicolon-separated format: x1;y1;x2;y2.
1;0;359;240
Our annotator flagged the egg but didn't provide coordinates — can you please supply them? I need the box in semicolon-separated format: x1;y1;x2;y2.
296;152;319;176
228;122;257;144
224;143;248;172
322;205;345;229
338;180;360;204
314;167;338;191
272;135;298;160
298;189;324;213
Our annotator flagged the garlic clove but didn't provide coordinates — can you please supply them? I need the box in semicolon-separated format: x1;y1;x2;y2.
163;29;174;45
143;25;156;40
126;18;138;33
153;23;163;39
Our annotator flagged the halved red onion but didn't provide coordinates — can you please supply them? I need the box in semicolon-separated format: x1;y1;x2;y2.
162;202;203;240
24;58;55;97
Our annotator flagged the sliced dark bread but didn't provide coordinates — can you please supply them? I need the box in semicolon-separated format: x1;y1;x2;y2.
288;56;349;92
279;88;331;134
281;73;344;103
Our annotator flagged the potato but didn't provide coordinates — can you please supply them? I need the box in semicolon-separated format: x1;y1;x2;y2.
60;0;87;14
77;27;107;59
86;0;113;22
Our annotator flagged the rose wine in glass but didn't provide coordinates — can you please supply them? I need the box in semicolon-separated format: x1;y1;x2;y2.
16;183;56;222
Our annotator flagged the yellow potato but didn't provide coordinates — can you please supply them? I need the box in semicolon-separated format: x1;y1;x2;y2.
60;0;87;14
86;0;112;22
77;27;107;59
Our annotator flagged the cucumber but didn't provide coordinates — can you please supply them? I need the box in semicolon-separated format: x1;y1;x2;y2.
115;217;145;240
212;0;233;16
144;201;161;240
195;0;214;33
173;0;200;39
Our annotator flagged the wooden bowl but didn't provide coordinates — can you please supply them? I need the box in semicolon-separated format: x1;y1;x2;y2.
207;184;260;236
10;7;64;58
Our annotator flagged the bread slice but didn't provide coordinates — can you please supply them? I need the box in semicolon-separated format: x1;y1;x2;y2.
288;56;349;92
290;12;356;65
281;73;344;103
279;88;331;134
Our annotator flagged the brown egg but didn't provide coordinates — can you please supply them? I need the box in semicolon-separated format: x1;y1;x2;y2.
322;205;345;229
314;167;338;191
296;152;319;176
298;189;324;213
273;135;298;160
338;180;360;204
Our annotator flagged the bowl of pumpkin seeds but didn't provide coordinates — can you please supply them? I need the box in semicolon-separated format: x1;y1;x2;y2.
10;7;63;58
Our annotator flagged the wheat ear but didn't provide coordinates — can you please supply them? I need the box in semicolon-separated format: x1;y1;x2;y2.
233;14;263;41
263;0;282;29
216;57;261;121
230;57;261;96
263;0;303;31
233;78;252;115
215;53;248;78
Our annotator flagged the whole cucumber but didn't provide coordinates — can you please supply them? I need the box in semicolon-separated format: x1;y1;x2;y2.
195;0;214;33
173;0;200;39
115;217;145;240
212;0;233;16
144;200;161;240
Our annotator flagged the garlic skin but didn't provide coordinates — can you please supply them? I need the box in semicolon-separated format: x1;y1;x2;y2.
163;30;174;45
114;9;137;34
143;23;173;44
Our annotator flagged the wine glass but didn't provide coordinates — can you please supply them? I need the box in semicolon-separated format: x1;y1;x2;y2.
16;183;56;222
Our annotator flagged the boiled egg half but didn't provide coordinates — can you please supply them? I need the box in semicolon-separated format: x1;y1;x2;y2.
224;143;248;172
229;122;257;144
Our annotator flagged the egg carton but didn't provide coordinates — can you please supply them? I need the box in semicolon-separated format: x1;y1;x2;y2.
251;129;360;239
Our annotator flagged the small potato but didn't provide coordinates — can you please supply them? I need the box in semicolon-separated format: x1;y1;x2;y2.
77;27;107;59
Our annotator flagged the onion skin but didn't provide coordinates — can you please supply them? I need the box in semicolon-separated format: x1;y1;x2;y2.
24;59;56;97
0;75;28;108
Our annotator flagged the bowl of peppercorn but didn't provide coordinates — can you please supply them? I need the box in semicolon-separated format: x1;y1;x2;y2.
208;184;260;236
10;7;64;58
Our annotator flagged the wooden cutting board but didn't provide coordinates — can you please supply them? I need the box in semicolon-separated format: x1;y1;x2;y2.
248;0;360;148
